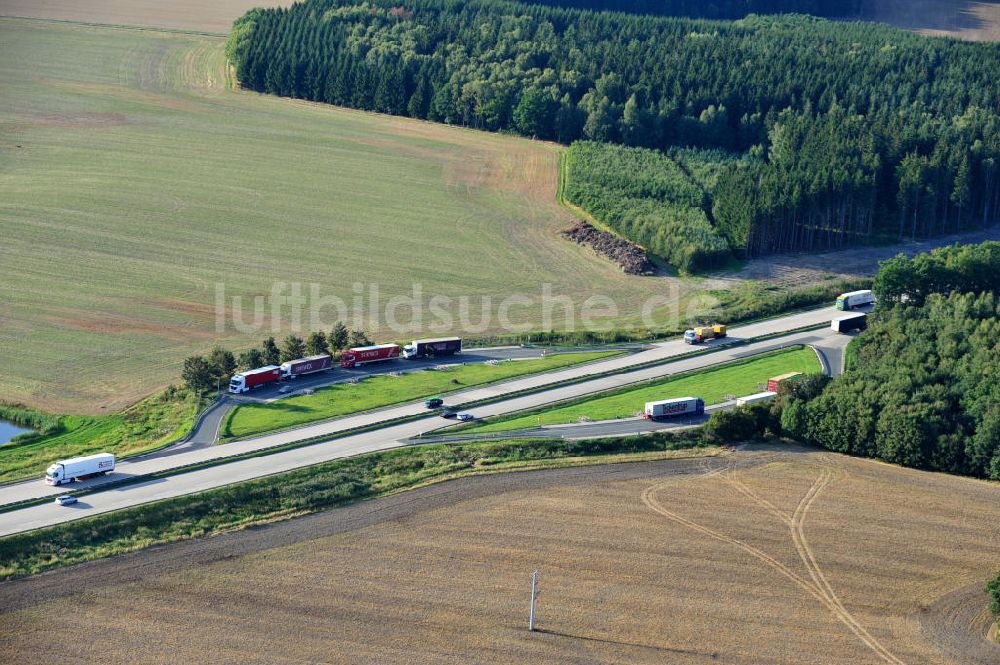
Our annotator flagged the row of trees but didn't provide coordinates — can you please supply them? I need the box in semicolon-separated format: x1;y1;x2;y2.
227;0;1000;264
873;241;1000;306
564;141;732;271
181;323;373;393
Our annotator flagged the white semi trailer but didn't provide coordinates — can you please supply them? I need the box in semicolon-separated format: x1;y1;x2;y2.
45;453;116;486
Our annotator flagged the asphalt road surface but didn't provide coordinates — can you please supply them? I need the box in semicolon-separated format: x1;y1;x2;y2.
0;307;853;535
142;346;619;457
227;345;598;403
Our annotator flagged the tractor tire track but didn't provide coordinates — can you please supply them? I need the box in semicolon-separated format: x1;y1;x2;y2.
643;466;907;664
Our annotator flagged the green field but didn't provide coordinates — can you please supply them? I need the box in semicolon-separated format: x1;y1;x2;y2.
0;390;200;483
0;17;679;415
222;352;617;439
466;347;821;432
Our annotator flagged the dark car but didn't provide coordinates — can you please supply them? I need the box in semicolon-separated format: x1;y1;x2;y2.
440;410;458;419
424;397;444;409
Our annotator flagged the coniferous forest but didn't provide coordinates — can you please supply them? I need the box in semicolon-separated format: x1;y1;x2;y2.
227;0;1000;267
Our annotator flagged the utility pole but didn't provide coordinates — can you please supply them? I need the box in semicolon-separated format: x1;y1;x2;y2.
528;571;539;631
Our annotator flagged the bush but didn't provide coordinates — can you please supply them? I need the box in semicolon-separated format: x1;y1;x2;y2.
704;408;759;442
988;570;1000;617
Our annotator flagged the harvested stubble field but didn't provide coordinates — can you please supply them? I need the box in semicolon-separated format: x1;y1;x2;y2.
0;17;670;414
2;448;997;664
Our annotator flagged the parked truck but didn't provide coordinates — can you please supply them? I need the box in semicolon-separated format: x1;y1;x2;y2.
736;391;777;407
835;289;875;310
340;343;400;368
644;397;704;420
229;366;281;393
684;324;727;344
402;337;462;360
831;313;867;334
280;354;332;379
766;372;803;393
45;452;115;486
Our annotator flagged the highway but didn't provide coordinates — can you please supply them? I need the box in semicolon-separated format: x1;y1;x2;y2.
144;345;617;455
0;306;854;535
415;329;852;442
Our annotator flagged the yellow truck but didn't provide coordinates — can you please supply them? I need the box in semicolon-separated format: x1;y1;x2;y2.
683;324;727;344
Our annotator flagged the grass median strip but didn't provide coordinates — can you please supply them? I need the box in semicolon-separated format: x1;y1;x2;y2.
0;431;718;580
464;346;820;433
221;352;619;439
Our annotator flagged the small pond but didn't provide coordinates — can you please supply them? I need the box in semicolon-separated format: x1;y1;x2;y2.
0;420;34;444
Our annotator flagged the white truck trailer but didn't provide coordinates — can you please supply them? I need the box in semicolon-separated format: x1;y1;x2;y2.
643;397;704;420
45;453;116;486
835;289;875;310
735;391;777;407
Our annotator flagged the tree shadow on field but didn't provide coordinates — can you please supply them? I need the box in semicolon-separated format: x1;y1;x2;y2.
535;628;720;658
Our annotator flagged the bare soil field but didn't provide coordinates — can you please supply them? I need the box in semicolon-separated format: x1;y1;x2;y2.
714;226;1000;290
2;448;997;664
859;0;1000;42
0;0;284;34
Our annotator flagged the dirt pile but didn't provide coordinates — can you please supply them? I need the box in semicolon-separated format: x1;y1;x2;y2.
561;221;654;275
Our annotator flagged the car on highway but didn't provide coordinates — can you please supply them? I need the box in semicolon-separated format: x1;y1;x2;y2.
54;495;78;506
278;385;294;394
424;396;444;408
440;410;457;419
456;413;474;421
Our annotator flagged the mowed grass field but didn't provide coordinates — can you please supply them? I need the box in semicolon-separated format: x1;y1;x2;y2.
468;347;820;432
3;450;997;664
222;351;618;439
0;17;672;414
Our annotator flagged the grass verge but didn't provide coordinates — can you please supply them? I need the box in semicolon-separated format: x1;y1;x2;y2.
0;431;718;580
222;352;619;439
463;346;820;433
0;389;203;484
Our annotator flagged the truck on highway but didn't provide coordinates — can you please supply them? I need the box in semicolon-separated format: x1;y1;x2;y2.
644;397;704;420
402;337;462;360
831;313;867;333
340;343;400;368
45;453;115;486
835;289;875;310
229;366;281;393
766;372;803;393
683;324;727;344
736;391;777;407
280;354;332;379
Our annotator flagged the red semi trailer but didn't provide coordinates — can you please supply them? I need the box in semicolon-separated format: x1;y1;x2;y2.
280;354;332;379
229;366;281;393
340;344;400;368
